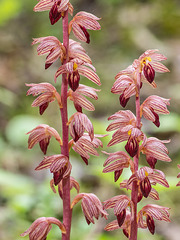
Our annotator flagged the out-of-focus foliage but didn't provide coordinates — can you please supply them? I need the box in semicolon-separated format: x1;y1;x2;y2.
0;0;180;240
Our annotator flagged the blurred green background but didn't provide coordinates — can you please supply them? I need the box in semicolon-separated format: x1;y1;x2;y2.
0;0;180;239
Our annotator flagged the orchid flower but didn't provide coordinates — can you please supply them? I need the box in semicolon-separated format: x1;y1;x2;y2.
138;204;170;235
71;193;108;224
27;124;62;154
32;36;66;69
140;95;170;127
26;83;62;114
21;217;66;240
69;11;101;43
34;0;73;25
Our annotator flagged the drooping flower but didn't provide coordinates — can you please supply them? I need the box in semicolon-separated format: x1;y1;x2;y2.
72;133;104;165
26;83;62;114
140;136;171;168
136;49;170;86
55;61;101;91
138;204;170;235
21;217;66;240
27;124;62;154
35;154;71;185
69;39;92;64
34;0;73;25
69;11;101;43
104;210;131;238
107;110;143;157
103;195;131;227
57;176;80;198
103;151;131;182
32;36;66;69
68;84;100;112
71;193;108;224
111;75;137;108
127;166;169;198
68;112;94;142
141;95;170;127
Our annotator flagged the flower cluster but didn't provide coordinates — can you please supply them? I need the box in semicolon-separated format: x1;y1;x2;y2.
22;1;103;240
103;50;171;238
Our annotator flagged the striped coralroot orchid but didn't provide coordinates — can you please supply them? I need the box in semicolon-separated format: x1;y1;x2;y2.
71;193;108;225
138;204;170;234
69;11;101;43
21;217;66;240
140;95;170;127
34;0;73;25
26;83;62;113
22;1;102;240
68;84;100;112
32;36;66;69
27;124;62;154
103;50;171;240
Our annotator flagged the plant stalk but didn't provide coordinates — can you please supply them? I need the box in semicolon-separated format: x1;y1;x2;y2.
60;10;72;240
129;72;141;240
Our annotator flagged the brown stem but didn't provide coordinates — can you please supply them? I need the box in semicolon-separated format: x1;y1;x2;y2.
129;72;141;240
60;10;72;240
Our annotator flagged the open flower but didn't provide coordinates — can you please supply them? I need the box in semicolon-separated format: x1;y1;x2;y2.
72;133;103;165
35;154;71;185
141;95;170;127
69;11;101;43
32;36;66;69
106;110;142;157
21;217;66;239
71;193;108;224
55;61;101;91
127;166;169;198
120;179;160;202
69;39;92;64
26;83;62;114
103;195;131;227
68;84;99;112
111;75;137;107
103;151;131;182
140;136;171;168
104;210;131;238
137;49;170;86
34;0;73;25
138;204;170;235
68;112;94;142
27;124;62;154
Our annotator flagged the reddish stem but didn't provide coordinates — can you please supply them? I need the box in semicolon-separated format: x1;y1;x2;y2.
60;10;72;240
129;72;141;240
